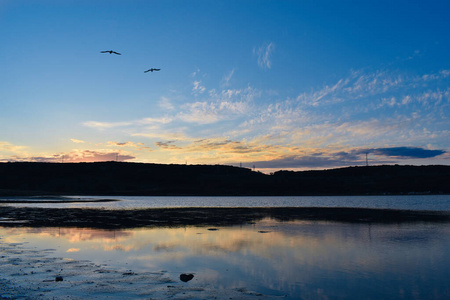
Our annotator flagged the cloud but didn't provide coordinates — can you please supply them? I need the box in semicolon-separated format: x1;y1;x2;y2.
155;141;182;150
221;69;235;87
252;155;347;169
0;141;27;153
84;117;172;130
193;80;206;94
70;139;85;144
107;141;151;151
370;147;446;159
6;149;136;163
254;42;275;69
238;146;447;171
159;97;174;110
187;138;269;154
179;100;249;124
132;131;192;141
83;121;132;130
177;86;258;125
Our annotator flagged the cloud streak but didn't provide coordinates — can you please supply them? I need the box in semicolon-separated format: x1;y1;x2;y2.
370;147;446;159
2;150;136;163
71;139;85;144
254;42;275;69
251;146;446;171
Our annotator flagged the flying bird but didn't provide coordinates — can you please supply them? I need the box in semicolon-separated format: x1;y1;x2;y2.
144;68;161;73
100;50;121;55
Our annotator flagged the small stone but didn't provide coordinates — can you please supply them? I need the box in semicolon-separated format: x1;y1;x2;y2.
180;273;194;282
122;272;134;276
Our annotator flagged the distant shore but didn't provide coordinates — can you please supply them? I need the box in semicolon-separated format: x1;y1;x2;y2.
1;162;449;196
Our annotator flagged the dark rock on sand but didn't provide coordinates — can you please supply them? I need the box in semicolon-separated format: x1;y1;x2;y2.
180;274;194;282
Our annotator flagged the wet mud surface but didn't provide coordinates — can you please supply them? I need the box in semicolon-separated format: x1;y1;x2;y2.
1;206;449;229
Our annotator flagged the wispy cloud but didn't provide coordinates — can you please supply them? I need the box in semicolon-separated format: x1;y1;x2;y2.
155;141;182;150
179;100;250;124
192;80;206;94
0;141;27;153
221;69;235;87
254;42;275;69
84;117;172;130
132;131;192;141
70;139;85;144
83;121;133;130
2;149;136;163
107;141;151;151
158;97;175;110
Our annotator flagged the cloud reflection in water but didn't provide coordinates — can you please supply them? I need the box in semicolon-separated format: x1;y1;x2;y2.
1;218;449;299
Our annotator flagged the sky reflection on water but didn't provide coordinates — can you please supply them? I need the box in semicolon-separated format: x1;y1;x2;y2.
3;194;450;211
2;218;450;299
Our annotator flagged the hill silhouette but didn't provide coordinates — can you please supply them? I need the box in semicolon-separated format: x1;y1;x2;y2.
0;162;449;196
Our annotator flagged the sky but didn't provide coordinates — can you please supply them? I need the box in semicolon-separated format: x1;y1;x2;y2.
1;0;450;173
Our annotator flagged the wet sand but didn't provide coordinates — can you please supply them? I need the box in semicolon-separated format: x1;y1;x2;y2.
1;206;449;229
1;240;278;299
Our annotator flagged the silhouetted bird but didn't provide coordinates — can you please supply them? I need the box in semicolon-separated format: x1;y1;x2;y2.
100;50;121;55
144;68;161;73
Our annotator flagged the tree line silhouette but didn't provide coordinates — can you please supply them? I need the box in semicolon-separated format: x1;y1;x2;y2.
0;162;449;196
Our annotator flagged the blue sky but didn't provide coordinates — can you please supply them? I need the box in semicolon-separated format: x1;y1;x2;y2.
1;0;449;172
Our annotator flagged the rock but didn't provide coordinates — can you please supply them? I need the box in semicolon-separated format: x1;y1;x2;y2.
55;276;63;282
122;272;135;276
180;273;194;282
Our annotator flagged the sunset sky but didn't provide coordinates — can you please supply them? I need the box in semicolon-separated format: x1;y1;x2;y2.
1;0;449;173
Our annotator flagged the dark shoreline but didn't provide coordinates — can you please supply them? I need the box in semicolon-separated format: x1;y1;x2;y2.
0;199;119;204
1;206;449;229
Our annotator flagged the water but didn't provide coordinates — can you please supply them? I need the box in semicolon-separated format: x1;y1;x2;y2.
2;218;449;299
2;194;450;211
2;195;450;299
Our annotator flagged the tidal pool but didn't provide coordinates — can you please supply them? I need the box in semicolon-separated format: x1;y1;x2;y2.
2;217;450;299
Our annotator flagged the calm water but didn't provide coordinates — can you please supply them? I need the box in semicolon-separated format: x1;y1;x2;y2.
2;218;450;299
2;195;450;299
3;194;450;210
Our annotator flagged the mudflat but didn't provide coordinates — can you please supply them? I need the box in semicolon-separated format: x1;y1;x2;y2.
1;206;449;229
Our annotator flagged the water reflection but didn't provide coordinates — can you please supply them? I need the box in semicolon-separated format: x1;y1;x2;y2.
2;219;450;299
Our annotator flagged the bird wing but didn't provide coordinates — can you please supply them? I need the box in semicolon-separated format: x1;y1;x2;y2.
100;51;108;53
112;51;121;55
154;69;161;71
144;69;150;73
